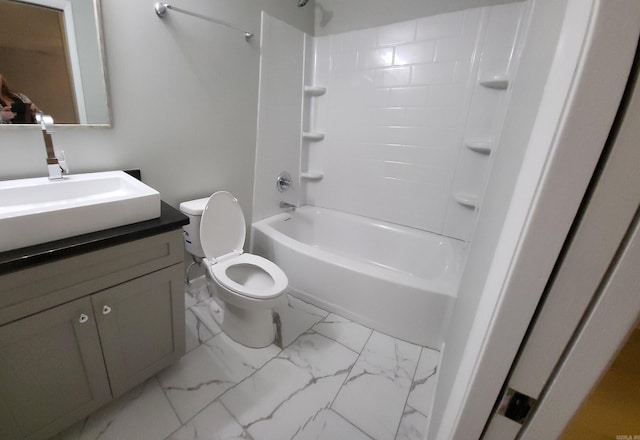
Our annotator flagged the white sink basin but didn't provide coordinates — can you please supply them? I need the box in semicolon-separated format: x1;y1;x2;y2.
0;171;161;252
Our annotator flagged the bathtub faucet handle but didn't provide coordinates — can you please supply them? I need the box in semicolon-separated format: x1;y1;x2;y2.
276;171;292;192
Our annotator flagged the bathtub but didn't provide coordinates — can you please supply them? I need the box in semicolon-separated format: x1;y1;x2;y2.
251;206;468;348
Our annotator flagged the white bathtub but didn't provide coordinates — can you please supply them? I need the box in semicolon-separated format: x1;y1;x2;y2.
251;206;467;348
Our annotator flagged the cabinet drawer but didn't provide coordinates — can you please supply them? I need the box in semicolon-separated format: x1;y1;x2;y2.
0;230;184;326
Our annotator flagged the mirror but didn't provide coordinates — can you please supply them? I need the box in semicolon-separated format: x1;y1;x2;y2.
0;0;110;126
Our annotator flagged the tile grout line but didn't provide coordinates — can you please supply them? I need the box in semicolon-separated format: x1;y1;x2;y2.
415;368;438;419
172;292;405;439
209;341;285;407
160;341;284;438
393;346;426;440
161;297;284;437
153;375;185;439
216;329;355;438
309;327;369;356
158;305;228;436
189;300;222;338
328;329;374;418
218;398;256;440
168;292;326;433
161;422;183;440
328;407;376;440
313;304;439;352
286;294;331;320
406;402;430;420
184;308;214;354
210;345;284;408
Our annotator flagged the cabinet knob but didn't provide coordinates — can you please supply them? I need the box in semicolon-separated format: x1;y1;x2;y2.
102;305;112;315
79;314;89;324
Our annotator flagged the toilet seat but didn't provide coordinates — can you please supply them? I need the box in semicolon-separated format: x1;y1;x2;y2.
209;253;288;299
200;191;288;301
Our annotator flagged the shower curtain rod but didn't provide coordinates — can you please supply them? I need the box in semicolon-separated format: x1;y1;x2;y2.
154;2;254;41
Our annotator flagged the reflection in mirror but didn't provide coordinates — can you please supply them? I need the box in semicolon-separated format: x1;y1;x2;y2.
0;0;110;126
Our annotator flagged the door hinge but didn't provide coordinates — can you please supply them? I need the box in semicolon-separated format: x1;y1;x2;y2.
497;387;538;425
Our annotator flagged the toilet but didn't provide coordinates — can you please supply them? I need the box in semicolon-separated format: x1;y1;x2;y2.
180;191;288;348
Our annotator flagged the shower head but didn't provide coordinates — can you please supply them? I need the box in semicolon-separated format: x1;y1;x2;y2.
298;0;310;7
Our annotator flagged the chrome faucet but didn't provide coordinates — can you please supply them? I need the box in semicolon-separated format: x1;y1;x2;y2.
35;113;69;180
279;201;297;211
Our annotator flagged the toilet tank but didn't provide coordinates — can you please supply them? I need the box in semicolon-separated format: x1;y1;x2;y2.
179;197;210;258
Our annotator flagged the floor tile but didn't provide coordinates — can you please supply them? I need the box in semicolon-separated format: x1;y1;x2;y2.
184;309;214;353
331;331;421;440
190;299;222;336
59;378;179;440
396;405;428;440
185;291;198;310
185;276;210;307
166;400;250;440
407;347;439;416
312;313;373;353
58;284;444;440
273;294;330;347
292;408;372;440
157;333;280;423
220;332;358;440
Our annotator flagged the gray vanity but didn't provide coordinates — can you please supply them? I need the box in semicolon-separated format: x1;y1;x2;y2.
2;0;189;435
0;202;188;440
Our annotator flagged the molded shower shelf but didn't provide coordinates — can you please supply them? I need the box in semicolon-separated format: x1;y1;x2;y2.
454;193;479;209
303;132;325;141
479;76;509;90
300;171;323;181
465;140;493;155
304;86;326;96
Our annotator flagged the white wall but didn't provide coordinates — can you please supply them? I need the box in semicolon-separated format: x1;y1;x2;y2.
428;0;568;437
307;4;525;240
253;13;306;222
442;3;527;239
0;0;314;224
314;0;524;36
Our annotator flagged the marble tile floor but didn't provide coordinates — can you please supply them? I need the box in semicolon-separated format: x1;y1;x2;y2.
54;280;440;440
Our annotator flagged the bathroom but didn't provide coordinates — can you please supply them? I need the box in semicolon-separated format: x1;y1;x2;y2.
1;0;639;439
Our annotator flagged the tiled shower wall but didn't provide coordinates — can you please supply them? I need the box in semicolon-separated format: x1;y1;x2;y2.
254;3;527;241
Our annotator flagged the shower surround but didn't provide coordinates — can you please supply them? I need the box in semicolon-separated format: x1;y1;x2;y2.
252;3;528;345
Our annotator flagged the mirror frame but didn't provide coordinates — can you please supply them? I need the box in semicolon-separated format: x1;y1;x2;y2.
2;0;111;126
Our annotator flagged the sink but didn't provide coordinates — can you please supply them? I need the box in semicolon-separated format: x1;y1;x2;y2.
0;171;161;252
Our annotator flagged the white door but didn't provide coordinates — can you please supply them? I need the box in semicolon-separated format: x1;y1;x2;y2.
483;43;640;439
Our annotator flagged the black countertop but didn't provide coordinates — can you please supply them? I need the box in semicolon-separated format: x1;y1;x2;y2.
0;201;188;276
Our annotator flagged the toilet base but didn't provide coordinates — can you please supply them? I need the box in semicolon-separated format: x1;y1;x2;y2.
209;298;276;348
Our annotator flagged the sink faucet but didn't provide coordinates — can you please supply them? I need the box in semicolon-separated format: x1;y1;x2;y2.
279;201;297;211
35;113;69;180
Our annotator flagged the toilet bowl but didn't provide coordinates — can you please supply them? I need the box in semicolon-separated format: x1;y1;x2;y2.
179;191;288;348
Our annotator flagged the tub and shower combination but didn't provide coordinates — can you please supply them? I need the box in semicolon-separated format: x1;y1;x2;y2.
252;206;467;348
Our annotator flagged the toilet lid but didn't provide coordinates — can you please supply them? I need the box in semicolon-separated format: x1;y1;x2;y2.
200;191;246;260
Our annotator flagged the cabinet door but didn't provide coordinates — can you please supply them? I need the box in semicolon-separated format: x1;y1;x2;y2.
0;297;111;440
92;264;185;397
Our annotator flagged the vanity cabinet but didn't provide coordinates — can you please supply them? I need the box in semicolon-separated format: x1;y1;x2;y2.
0;296;111;440
91;265;184;397
0;229;186;440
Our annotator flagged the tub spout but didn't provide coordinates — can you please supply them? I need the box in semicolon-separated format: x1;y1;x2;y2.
279;201;296;211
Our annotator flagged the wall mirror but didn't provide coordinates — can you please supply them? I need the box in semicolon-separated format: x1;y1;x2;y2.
0;0;110;126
